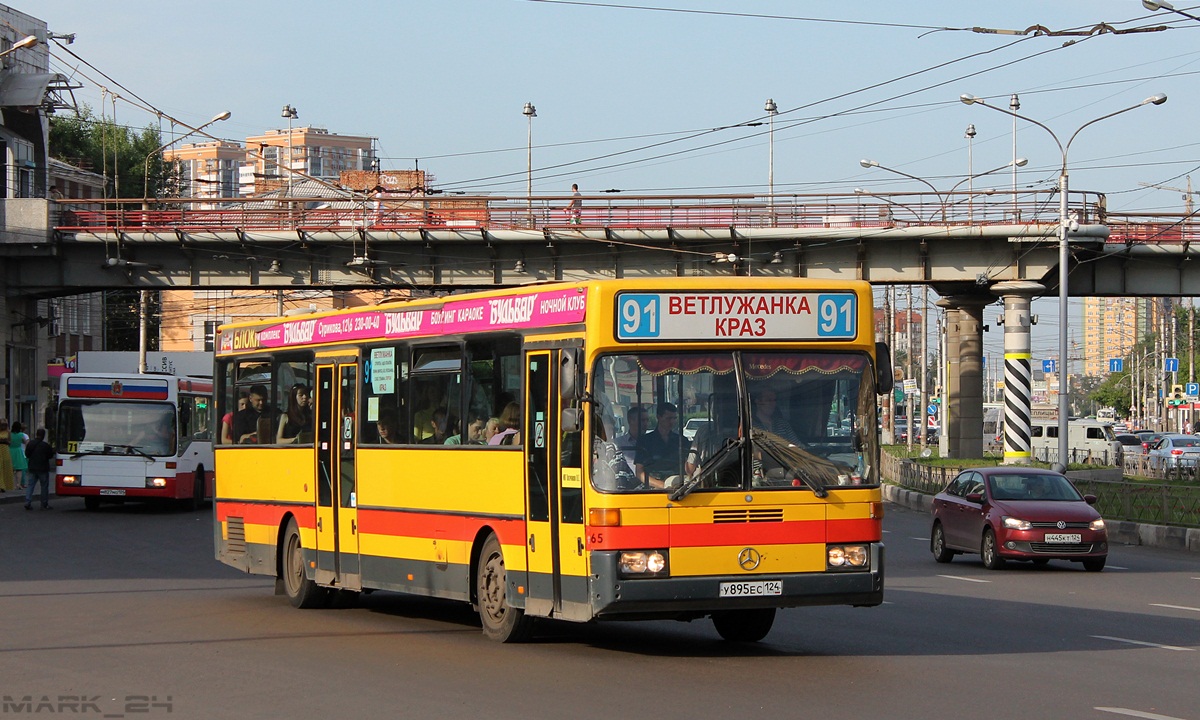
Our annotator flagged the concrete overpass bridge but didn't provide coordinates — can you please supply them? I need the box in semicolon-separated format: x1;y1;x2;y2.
3;188;1197;460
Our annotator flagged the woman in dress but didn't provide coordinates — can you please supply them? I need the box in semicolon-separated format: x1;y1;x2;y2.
9;421;29;490
0;419;14;493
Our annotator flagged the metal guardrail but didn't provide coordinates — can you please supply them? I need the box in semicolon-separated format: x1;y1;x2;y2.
881;452;1200;528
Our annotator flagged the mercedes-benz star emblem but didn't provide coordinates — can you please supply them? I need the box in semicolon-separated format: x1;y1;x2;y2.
738;547;762;571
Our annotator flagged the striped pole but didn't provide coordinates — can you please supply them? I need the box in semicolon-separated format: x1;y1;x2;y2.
992;282;1045;465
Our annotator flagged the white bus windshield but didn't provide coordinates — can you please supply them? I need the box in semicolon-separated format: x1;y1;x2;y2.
57;400;177;457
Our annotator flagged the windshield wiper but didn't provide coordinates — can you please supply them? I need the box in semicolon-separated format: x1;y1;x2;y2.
94;443;156;460
669;436;743;502
751;430;830;498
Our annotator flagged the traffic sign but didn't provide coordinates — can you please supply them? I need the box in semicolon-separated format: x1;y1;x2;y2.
1109;358;1123;373
1188;382;1199;397
1165;357;1179;373
927;404;938;416
1042;359;1057;374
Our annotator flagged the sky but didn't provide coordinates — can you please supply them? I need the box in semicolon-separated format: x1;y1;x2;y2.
28;0;1200;363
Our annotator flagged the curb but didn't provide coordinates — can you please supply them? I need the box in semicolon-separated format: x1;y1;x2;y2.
882;483;1200;554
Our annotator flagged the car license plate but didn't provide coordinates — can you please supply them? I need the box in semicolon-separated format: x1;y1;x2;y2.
719;580;782;597
99;489;126;496
1044;533;1081;543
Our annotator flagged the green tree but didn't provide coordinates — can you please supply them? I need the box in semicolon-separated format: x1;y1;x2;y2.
49;105;171;199
50;106;168;351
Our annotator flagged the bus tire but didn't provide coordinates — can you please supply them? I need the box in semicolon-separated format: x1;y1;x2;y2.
282;518;327;608
476;533;533;643
181;467;206;511
192;467;207;509
712;608;776;642
84;497;100;511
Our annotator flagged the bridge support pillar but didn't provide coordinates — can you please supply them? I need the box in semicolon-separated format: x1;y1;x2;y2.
935;295;990;459
992;281;1045;465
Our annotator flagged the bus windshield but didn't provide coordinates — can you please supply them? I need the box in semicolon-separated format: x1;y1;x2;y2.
592;350;878;494
57;400;177;457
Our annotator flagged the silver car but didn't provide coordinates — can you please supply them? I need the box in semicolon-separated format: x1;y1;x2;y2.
1146;433;1200;475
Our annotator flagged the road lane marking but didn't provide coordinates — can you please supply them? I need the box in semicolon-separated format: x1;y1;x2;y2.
1096;707;1189;720
937;574;990;583
1091;635;1195;652
911;536;928;541
1150;603;1200;613
1105;565;1128;570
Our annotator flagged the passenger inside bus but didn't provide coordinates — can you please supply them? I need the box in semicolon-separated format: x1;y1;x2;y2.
590;403;639;491
750;387;800;445
231;385;271;444
635;402;682;488
377;412;400;444
276;384;312;444
220;393;248;445
133;418;175;456
489;402;521;445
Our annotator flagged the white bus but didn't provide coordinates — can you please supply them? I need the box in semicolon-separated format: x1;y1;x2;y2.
54;373;215;510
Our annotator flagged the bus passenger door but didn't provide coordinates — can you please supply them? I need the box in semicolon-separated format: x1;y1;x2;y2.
524;351;559;617
314;362;362;591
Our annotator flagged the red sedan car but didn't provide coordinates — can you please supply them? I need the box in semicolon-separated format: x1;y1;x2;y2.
930;467;1108;571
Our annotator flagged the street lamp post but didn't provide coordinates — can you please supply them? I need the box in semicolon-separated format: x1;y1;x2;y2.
859;159;946;222
1010;94;1021;220
142;111;232;200
523;101;536;224
0;34;38;59
765;98;778;215
281;104;298;197
965;124;977;221
961;91;1167;466
1142;0;1200;21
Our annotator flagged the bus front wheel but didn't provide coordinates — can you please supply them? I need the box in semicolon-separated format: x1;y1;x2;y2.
282;518;327;608
475;533;533;642
712;608;776;642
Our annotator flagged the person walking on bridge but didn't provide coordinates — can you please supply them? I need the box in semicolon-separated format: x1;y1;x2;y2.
566;183;582;225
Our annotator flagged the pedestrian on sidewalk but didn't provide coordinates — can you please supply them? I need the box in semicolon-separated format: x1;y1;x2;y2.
24;428;55;510
0;419;13;493
9;421;29;490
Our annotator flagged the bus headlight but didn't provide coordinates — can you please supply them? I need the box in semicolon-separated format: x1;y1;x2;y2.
619;551;668;576
147;477;168;488
60;475;79;486
827;544;869;569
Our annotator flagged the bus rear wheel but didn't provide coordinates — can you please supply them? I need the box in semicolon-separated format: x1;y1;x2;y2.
712;608;776;642
282;518;327;608
476;533;533;642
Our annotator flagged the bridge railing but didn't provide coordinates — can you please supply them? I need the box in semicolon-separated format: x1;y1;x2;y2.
51;190;1110;234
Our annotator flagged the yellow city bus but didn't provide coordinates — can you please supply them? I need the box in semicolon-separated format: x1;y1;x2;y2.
213;278;892;642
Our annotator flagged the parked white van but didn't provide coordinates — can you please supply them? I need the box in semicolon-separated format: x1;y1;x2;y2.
1028;418;1122;465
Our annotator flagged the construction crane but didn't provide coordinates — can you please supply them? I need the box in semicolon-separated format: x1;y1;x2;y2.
1139;175;1195;216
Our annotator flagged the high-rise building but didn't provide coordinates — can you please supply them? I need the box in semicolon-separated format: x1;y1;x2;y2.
241;126;376;196
164;140;245;200
1081;296;1157;376
164;126;377;198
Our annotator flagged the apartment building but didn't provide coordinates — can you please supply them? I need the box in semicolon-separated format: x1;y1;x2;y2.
1081;297;1161;376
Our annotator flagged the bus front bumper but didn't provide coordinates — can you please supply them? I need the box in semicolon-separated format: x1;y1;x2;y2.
589;544;884;618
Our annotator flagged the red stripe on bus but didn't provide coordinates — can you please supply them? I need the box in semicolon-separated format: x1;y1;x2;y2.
356;508;525;542
215;501;316;528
